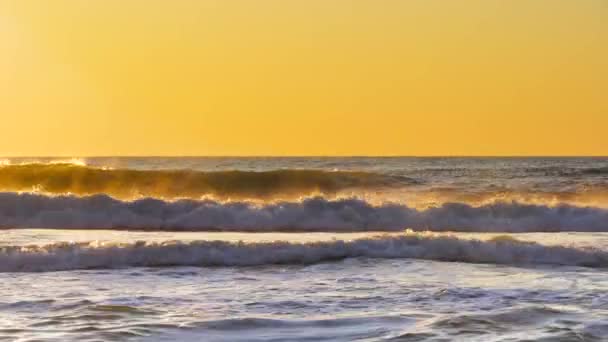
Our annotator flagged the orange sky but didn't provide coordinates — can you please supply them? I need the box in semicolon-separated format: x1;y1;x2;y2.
0;0;607;156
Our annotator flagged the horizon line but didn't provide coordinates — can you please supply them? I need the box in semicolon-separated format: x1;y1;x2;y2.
2;155;608;158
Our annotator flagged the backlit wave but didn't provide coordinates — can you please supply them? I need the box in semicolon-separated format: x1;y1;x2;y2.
0;163;414;199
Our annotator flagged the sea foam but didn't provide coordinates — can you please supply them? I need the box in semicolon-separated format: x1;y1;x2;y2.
1;233;606;272
0;192;607;232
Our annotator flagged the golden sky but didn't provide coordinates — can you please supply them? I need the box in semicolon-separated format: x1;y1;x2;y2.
1;0;607;156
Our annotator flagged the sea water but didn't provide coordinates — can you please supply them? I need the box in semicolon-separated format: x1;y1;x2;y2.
1;157;608;341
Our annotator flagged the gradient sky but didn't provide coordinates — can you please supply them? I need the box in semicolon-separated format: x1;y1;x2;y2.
1;0;607;156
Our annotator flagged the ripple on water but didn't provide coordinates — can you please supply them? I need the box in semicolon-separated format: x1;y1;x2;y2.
145;315;417;342
89;304;159;315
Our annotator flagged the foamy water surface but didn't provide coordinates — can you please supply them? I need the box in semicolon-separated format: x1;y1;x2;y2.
1;230;608;341
1;157;608;341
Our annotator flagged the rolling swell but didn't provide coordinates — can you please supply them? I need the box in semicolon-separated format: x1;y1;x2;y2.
0;163;413;199
1;192;608;232
581;166;608;175
2;233;607;272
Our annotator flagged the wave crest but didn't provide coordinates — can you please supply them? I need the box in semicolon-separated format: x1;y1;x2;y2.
2;233;607;272
0;164;414;199
1;192;608;232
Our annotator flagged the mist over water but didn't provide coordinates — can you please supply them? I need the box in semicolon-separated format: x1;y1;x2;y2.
2;157;608;341
0;163;415;199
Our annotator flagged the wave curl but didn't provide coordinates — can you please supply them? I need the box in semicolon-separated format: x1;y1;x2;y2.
0;164;414;199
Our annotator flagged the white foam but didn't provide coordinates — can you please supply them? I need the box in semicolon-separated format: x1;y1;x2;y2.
1;232;606;272
0;193;607;232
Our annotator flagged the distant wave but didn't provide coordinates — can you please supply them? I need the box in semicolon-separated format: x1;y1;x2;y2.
1;192;608;232
0;163;415;199
408;187;608;208
580;166;608;175
407;165;608;177
2;233;607;272
525;166;608;177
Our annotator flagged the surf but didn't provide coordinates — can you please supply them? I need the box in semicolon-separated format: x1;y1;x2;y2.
1;192;608;232
0;163;414;199
2;232;607;272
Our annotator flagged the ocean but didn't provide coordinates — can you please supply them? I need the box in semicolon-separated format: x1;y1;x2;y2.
1;157;608;341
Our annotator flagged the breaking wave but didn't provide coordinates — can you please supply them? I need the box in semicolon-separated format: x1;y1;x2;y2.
1;192;608;232
2;233;607;272
0;163;415;199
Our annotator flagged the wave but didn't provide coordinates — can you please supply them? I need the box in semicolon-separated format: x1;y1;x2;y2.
530;166;608;177
1;192;608;232
403;165;608;177
0;163;414;199
581;166;608;175
406;187;608;208
2;233;607;272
